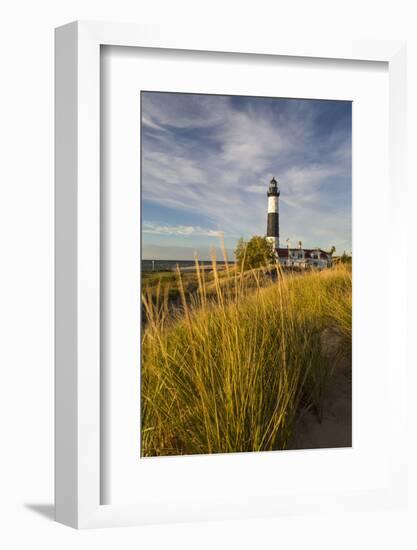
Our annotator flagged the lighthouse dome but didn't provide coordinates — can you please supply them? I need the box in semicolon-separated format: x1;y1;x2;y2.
267;176;280;197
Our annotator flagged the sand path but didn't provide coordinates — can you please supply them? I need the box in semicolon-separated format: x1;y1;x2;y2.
289;328;352;450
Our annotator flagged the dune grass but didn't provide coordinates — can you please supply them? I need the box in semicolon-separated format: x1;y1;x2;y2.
141;258;352;457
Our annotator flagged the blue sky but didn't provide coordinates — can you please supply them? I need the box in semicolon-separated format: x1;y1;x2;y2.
141;92;351;260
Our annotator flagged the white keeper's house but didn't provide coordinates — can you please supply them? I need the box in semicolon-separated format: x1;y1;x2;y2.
265;176;332;269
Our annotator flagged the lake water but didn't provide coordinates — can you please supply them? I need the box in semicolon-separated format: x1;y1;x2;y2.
142;259;233;272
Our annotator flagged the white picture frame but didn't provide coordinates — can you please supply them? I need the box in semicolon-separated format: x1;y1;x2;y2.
55;21;407;529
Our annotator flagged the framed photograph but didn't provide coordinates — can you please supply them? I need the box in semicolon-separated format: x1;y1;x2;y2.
55;21;407;528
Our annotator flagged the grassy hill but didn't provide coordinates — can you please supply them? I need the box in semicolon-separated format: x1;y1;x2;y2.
141;262;352;457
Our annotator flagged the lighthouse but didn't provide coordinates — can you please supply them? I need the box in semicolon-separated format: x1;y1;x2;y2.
266;176;280;250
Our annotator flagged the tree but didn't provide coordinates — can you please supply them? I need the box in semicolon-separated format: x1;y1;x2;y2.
234;235;275;270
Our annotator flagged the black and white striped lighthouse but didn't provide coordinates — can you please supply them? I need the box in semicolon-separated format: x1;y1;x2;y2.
266;176;280;250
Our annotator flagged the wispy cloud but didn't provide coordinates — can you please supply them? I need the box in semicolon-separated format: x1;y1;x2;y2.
143;151;207;185
246;185;265;194
143;222;223;238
